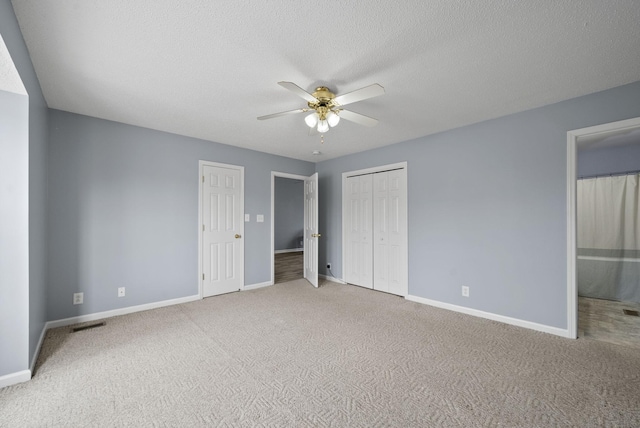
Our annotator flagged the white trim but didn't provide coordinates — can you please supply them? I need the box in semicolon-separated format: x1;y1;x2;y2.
566;116;640;340
578;255;640;263
270;171;309;286
30;323;48;373
567;130;577;339
342;161;408;178
46;294;200;329
319;274;346;284
0;370;31;389
342;162;408;295
405;294;571;338
275;248;303;254
243;281;273;291
198;160;245;298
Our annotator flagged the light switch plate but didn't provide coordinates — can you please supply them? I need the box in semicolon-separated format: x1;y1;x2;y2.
257;214;264;223
245;214;250;222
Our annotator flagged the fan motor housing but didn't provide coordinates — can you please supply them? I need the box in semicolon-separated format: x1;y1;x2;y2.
308;87;337;118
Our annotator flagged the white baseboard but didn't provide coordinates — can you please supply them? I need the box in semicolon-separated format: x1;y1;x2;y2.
243;281;273;291
0;370;31;389
405;294;572;338
46;294;201;330
30;323;48;373
320;274;346;284
274;248;303;254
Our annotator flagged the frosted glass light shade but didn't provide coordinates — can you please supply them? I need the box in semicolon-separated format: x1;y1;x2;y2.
304;113;318;128
317;119;329;133
327;111;340;127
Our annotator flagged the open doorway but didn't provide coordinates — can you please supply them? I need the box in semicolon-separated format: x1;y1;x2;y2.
270;172;319;287
273;176;304;284
567;117;640;346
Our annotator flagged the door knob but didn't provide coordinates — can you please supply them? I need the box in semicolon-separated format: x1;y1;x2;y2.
235;234;242;239
312;233;322;238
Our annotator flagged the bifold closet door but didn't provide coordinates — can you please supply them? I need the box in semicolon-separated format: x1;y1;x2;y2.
373;169;407;295
345;175;373;288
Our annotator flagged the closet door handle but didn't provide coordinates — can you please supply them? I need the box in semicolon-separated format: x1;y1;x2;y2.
235;234;242;239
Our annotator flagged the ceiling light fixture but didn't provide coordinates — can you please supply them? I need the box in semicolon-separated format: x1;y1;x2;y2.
258;82;385;138
302;86;342;134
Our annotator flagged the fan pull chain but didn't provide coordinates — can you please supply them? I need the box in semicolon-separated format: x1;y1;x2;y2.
320;134;324;144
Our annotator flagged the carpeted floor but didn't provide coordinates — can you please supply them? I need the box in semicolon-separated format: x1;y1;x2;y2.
2;279;640;427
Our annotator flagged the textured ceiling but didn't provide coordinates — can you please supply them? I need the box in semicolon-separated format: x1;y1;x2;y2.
11;0;640;162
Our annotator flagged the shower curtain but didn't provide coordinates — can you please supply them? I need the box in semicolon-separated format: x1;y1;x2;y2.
577;173;640;302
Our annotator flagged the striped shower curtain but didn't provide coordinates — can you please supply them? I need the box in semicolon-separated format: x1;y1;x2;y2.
577;173;640;302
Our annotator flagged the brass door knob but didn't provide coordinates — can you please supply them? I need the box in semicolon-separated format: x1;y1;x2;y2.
235;234;242;239
311;233;322;238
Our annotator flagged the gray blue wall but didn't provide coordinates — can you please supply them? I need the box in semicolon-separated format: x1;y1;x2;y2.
274;177;304;251
1;0;49;378
48;110;314;320
578;144;640;177
317;81;640;330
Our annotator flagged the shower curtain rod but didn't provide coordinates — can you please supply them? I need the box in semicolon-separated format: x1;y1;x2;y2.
578;169;640;180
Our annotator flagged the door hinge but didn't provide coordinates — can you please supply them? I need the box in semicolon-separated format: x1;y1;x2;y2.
202;224;205;231
202;175;205;183
202;273;205;280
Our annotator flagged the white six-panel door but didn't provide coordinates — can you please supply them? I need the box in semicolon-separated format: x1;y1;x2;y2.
373;169;407;295
345;175;373;288
343;165;407;296
201;163;244;297
304;173;319;288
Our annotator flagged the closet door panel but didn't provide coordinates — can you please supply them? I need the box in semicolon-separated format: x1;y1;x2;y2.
374;172;390;292
345;175;373;288
374;170;407;296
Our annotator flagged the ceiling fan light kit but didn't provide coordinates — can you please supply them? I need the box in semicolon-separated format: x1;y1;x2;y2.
258;81;385;137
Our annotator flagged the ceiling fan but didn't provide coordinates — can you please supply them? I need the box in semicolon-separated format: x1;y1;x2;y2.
258;81;385;134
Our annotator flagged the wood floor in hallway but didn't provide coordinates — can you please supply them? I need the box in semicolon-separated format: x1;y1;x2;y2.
579;296;640;349
274;251;303;284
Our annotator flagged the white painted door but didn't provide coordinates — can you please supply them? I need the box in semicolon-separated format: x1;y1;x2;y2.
304;173;319;287
345;175;373;288
202;164;244;297
373;170;407;296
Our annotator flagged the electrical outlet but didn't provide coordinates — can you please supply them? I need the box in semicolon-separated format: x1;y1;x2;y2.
326;263;331;269
118;287;125;297
462;286;469;297
73;292;84;305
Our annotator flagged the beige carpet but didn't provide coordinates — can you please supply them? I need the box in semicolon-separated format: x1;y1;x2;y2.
2;280;640;427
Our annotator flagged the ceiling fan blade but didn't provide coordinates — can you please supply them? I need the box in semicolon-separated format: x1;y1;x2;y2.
257;108;308;120
333;84;385;106
277;81;318;103
338;110;379;127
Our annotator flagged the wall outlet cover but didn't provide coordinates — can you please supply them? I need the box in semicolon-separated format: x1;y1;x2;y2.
257;214;264;223
73;292;83;305
462;286;470;297
118;287;125;297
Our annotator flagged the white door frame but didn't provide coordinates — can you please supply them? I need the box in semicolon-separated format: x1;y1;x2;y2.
270;171;310;285
342;161;408;293
566;116;640;338
198;160;245;299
